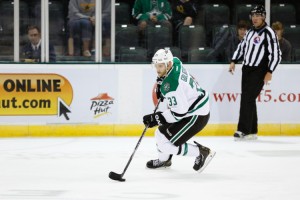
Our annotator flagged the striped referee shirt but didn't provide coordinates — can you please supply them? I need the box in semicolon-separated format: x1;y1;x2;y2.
232;23;282;73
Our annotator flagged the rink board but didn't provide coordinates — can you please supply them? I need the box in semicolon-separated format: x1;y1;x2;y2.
0;124;300;137
0;63;299;137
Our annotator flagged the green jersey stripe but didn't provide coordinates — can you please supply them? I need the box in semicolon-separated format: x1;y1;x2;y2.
188;96;209;114
183;143;188;156
170;115;198;143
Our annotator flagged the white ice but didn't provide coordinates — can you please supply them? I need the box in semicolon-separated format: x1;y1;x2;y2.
0;136;300;200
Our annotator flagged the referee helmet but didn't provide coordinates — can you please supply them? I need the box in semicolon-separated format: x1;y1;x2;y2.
249;5;266;19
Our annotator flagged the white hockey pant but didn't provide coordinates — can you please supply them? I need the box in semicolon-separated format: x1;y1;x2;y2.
155;129;200;161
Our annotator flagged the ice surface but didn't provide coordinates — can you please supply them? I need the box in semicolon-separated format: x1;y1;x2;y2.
0;136;300;200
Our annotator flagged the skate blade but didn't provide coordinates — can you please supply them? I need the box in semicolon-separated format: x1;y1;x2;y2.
197;150;216;173
145;165;171;170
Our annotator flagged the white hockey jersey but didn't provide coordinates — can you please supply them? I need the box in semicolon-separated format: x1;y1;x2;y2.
160;57;210;123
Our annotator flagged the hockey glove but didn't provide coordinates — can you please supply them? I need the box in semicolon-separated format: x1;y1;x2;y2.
156;77;164;102
143;112;167;128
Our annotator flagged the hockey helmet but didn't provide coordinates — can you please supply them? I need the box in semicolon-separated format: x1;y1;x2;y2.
152;49;173;65
249;5;266;19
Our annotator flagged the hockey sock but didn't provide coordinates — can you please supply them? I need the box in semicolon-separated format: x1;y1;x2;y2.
177;143;199;157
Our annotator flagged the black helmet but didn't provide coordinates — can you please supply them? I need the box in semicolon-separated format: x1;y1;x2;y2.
249;5;266;18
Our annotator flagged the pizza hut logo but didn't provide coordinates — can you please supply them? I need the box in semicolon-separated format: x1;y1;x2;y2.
90;93;114;118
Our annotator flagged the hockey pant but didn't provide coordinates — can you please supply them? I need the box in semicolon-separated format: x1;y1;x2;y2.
156;114;210;161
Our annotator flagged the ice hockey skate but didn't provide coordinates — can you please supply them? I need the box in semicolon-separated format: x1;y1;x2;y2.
234;131;257;141
146;155;172;169
193;141;216;173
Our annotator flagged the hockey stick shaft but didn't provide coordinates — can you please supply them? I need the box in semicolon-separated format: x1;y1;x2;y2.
120;99;161;177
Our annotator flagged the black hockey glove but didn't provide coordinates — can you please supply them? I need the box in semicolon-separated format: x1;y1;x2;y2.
143;112;167;128
156;77;164;102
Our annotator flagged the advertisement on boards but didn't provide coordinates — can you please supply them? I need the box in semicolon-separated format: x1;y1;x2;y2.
0;64;117;124
0;64;299;127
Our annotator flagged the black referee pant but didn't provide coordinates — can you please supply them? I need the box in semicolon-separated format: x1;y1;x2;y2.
237;65;268;134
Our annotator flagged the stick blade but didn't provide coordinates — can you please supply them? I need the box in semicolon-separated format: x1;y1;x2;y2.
108;171;126;182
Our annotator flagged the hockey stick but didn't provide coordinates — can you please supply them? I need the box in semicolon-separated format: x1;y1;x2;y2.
109;99;161;182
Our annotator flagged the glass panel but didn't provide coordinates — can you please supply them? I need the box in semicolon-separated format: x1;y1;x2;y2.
0;0;298;64
48;0;67;63
187;0;264;63
62;0;95;62
271;0;300;63
102;0;111;61
0;0;14;62
118;0;298;64
20;0;41;63
115;1;134;62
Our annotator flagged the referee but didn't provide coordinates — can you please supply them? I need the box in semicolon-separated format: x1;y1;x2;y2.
228;5;281;140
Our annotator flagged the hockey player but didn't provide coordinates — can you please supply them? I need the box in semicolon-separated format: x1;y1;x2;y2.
143;49;215;172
